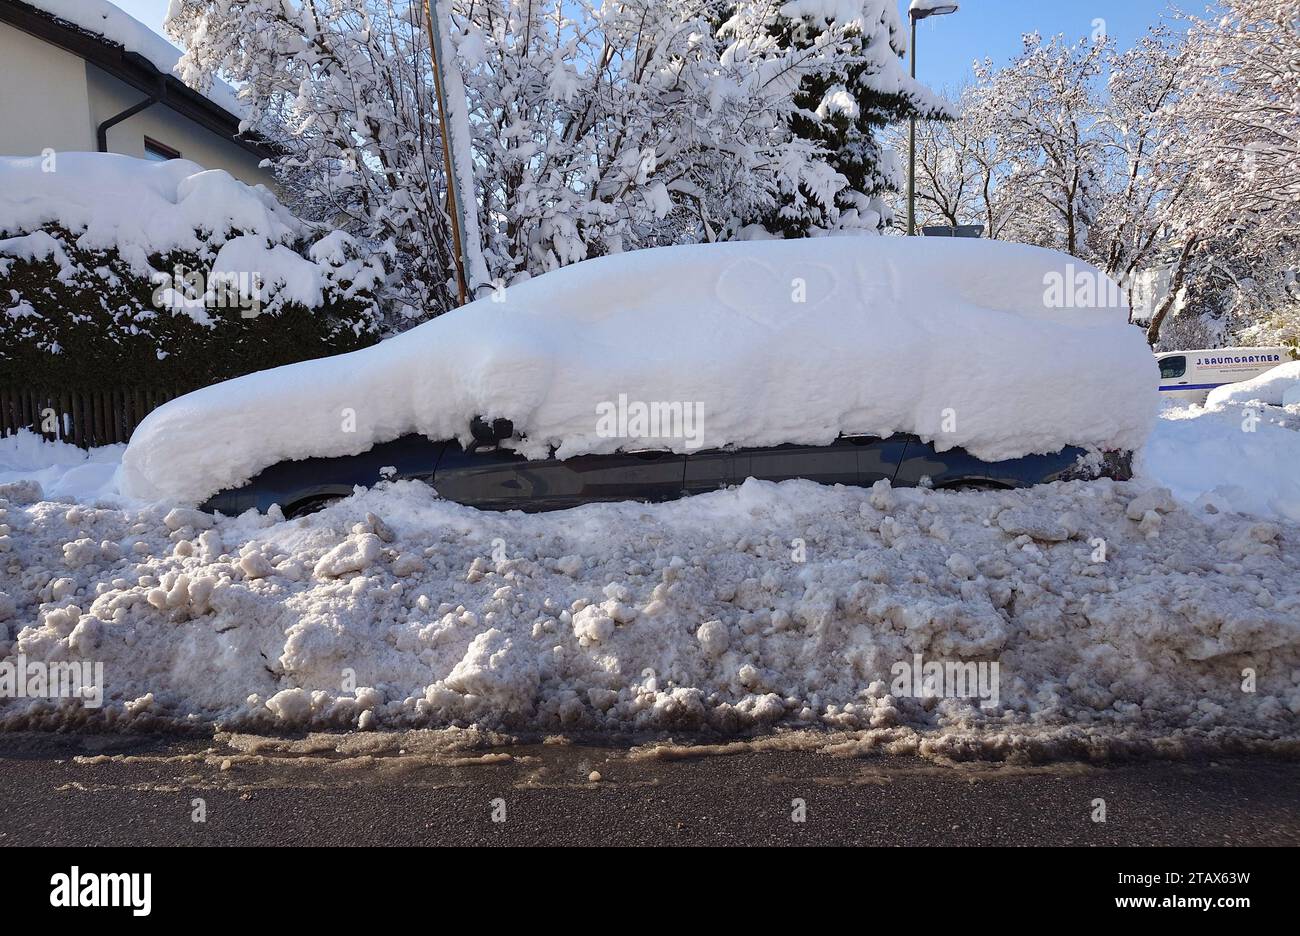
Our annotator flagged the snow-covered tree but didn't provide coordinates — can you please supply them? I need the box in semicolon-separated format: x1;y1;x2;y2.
1162;0;1300;346
167;0;459;321
739;1;950;237
970;34;1108;257
457;0;945;273
168;0;942;319
883;86;1017;237
1125;0;1300;346
1182;0;1299;226
900;8;1298;349
1088;29;1206;342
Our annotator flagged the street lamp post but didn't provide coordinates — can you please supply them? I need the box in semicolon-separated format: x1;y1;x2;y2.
907;1;959;236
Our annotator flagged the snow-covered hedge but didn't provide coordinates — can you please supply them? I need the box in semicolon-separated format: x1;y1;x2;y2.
0;154;383;391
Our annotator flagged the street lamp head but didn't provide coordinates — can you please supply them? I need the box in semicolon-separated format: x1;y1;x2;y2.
909;0;959;19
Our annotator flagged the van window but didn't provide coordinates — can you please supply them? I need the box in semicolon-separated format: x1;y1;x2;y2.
1159;355;1186;379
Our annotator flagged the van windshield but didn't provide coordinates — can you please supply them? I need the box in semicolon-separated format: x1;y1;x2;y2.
1159;355;1186;379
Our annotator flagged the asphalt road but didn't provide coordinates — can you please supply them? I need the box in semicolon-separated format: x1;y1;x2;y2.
1;732;1297;846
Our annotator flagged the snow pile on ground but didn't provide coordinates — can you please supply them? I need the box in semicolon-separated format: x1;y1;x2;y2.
23;0;244;115
0;153;298;276
121;238;1159;504
0;432;122;503
1205;361;1300;408
1139;401;1300;522
2;470;1296;754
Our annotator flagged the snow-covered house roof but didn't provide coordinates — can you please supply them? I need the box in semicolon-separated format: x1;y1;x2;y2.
0;0;275;160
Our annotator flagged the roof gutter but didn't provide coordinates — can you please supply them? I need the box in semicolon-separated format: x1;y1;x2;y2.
96;80;161;152
0;0;280;160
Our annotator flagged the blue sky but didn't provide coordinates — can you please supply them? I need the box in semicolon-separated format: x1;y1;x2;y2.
117;0;1195;93
902;0;1196;93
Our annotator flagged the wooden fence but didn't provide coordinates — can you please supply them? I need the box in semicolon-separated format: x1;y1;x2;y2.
0;386;189;448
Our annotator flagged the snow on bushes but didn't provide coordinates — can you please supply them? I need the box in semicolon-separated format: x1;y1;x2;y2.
121;237;1159;505
1;474;1296;755
0;153;383;390
0;153;297;262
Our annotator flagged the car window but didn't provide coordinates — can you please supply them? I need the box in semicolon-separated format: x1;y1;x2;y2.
1158;355;1186;379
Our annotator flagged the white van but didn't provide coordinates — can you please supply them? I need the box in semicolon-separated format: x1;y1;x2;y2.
1156;347;1293;402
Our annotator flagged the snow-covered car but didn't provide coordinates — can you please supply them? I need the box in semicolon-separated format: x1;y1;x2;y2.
121;238;1158;511
199;422;1133;518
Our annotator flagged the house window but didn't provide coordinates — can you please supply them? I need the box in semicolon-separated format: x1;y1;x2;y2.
143;137;182;161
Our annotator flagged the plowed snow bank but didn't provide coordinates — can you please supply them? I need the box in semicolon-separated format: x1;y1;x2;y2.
3;475;1295;752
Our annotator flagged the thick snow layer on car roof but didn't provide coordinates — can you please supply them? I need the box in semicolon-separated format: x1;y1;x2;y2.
120;237;1160;504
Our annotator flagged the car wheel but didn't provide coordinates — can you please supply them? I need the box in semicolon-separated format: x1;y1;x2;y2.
285;495;343;519
941;481;1009;492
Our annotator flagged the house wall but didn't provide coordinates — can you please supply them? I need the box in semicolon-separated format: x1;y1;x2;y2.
0;20;96;154
85;64;277;190
0;21;276;191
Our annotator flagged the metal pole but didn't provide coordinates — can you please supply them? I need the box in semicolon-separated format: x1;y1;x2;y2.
907;14;917;237
423;0;468;306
